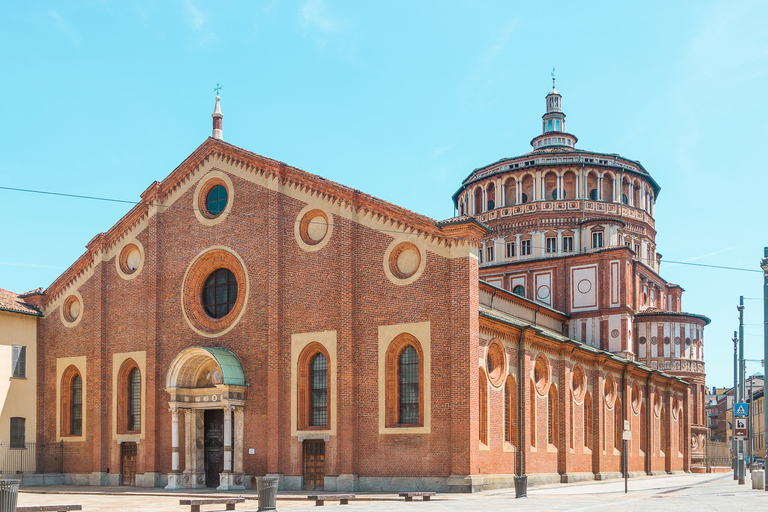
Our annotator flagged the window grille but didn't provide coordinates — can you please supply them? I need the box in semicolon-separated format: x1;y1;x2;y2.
310;353;328;427
10;417;25;448
399;346;419;424
129;368;141;431
72;374;82;436
202;268;238;319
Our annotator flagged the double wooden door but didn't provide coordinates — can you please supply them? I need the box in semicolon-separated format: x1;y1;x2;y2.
303;440;325;490
121;442;137;486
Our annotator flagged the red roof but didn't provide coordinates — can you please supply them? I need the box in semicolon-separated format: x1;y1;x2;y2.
0;287;41;316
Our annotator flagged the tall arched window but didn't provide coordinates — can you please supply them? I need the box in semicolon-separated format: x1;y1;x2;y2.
504;376;515;446
117;360;141;434
584;392;592;450
385;334;424;427
479;369;488;445
297;342;332;430
399;347;419;424
128;368;141;431
310;353;328;427
61;365;83;437
548;385;558;447
72;375;83;436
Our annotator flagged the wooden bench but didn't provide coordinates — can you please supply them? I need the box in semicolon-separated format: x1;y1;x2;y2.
179;498;246;512
399;491;436;502
17;506;82;512
307;494;355;506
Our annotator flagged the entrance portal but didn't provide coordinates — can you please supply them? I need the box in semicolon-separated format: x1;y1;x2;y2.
303;440;325;490
204;409;224;488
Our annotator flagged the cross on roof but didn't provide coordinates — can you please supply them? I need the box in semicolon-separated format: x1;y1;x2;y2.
214;83;222;95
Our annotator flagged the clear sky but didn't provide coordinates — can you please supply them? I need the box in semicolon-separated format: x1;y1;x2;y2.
1;1;766;389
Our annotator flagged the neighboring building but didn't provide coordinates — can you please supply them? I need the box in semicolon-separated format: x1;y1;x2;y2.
27;88;700;491
752;389;765;462
0;287;41;472
453;83;709;466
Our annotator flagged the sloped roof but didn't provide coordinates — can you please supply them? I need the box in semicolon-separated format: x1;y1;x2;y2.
0;287;41;316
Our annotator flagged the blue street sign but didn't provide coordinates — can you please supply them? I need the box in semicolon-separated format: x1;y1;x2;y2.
734;403;749;416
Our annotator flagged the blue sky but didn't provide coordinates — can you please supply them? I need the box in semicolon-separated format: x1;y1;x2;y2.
1;1;767;388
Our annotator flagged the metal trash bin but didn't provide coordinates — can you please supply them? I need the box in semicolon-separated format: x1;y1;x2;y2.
256;476;279;512
513;475;528;498
0;479;20;512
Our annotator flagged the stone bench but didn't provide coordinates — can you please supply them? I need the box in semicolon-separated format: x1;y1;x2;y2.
17;507;82;512
399;491;436;502
179;497;246;512
307;494;355;506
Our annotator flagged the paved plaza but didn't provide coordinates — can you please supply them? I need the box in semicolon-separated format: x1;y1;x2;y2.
16;473;768;512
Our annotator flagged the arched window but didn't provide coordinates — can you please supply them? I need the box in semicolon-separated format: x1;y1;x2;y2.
505;376;516;446
129;368;141;431
584;392;592;450
297;342;332;430
310;353;328;427
61;365;83;437
548;385;558;447
118;360;141;434
474;187;483;215
479;369;488;445
513;285;525;296
385;334;424;427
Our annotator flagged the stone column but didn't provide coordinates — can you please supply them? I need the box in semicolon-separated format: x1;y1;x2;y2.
234;407;244;473
171;406;180;472
223;406;233;473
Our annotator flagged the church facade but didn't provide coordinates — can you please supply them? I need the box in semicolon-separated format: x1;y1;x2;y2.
22;87;706;492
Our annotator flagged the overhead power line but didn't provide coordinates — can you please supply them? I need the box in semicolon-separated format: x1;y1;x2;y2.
0;185;763;274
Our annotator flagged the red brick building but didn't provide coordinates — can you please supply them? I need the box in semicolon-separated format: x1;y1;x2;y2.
25;89;705;491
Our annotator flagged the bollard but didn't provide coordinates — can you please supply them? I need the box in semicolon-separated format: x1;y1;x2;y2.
751;469;765;490
256;476;280;512
513;475;528;498
0;479;20;512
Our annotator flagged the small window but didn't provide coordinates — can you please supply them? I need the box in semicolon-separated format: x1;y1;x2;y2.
478;251;483;264
563;236;573;252
202;268;238;319
521;239;531;256
506;242;516;258
10;417;25;448
206;184;228;216
592;232;603;249
635;244;641;257
547;120;553;132
622;194;628;205
521;193;528;204
12;345;26;378
555;119;561;131
512;285;525;296
486;246;494;262
546;237;557;253
487;199;495;210
589;189;598;200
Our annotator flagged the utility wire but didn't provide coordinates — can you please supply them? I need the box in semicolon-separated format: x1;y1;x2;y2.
1;185;764;274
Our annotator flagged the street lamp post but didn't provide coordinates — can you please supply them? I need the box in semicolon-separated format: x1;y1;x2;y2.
760;246;768;491
738;297;745;485
733;332;738;480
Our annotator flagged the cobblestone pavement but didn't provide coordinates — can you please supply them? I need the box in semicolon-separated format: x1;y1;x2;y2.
16;472;768;512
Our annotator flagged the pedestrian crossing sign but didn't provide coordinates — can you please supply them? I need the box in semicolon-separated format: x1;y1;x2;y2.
734;403;748;416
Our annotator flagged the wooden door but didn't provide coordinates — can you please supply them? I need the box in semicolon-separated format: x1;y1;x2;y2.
204;409;224;488
303;440;325;490
120;442;137;486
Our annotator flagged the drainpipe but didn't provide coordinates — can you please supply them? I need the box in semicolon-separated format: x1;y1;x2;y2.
622;366;628;485
515;327;528;497
646;374;653;475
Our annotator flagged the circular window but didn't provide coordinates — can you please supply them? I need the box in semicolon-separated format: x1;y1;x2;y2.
571;365;586;402
533;354;550;395
604;374;616;408
60;291;84;328
383;239;426;286
298;209;329;245
664;337;671;345
521;193;528;204
631;382;642;414
118;243;143;277
672;394;680;419
485;339;506;387
206;185;228;216
639;337;646;345
202;268;238;319
674;337;680;345
512;285;525;296
181;247;248;337
654;389;663;417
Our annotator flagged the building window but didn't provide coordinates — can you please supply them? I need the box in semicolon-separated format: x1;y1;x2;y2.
548;385;558;447
385;334;424;427
12;345;26;378
622;194;628;205
563;236;573;253
546;237;557;253
118;360;141;434
592;232;603;249
521;239;532;256
298;343;332;430
206;184;228;216
61;366;83;437
505;376;515;446
479;369;488;445
506;242;516;258
589;189;598;200
487;199;495;210
129;368;141;432
486;246;494;262
10;417;25;448
521;193;528;204
310;353;328;427
202;268;238;319
512;285;525;297
72;374;83;436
